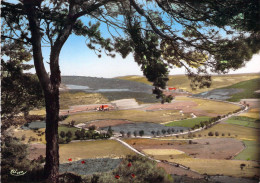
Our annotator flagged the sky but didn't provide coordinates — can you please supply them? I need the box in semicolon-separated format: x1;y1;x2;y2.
6;0;257;78
36;33;260;78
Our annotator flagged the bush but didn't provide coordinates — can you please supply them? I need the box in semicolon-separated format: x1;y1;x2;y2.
127;131;131;138
222;133;225;136
60;131;66;138
189;140;192;144
89;125;96;131
215;131;219;136
208;132;214;136
139;130;144;137
228;133;231;136
58;138;66;144
66;138;71;143
85;155;173;183
21;134;26;141
133;131;137;137
66;131;72;139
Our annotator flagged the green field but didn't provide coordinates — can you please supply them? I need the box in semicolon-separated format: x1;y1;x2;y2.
117;73;260;94
225;116;260;128
234;140;260;161
221;78;260;102
165;116;211;128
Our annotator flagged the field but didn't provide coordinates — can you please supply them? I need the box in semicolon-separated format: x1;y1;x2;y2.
60;92;109;109
175;96;241;115
168;158;259;178
219;78;260;102
234;140;260;161
225;116;260;128
59;140;135;163
62;109;191;124
161;123;260;141
165;116;211;127
117;73;260;94
239;108;260;119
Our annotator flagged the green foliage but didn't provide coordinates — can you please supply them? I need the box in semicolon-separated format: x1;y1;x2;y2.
1;42;44;120
60;131;66;138
166;117;211;128
225;116;260;128
85;155;172;183
1;136;44;182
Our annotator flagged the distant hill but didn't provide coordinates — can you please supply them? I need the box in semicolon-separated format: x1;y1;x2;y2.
61;76;153;93
116;73;260;94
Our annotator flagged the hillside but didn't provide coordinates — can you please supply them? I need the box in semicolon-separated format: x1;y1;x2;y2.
117;73;260;94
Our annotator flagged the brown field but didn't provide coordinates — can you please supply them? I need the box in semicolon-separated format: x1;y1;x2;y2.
157;162;203;178
62;109;191;124
124;138;244;160
59;140;135;163
168;158;260;178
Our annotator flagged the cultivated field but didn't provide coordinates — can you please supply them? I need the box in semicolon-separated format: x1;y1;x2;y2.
62;109;191;124
239;108;260;119
168;158;259;178
165;116;211;127
161;123;260;141
59;140;135;163
60;92;109;109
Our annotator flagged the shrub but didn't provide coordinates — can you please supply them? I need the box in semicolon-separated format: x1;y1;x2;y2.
88;125;96;131
171;128;175;133
86;155;173;183
189;140;192;144
60;131;66;138
120;131;125;137
167;129;171;134
215;131;219;136
151;131;155;136
180;129;184;133
66;131;73;139
228;133;231;136
58;138;66;144
161;129;166;135
69;120;76;127
222;133;225;136
133;131;137;137
156;130;161;136
139;130;144;137
208;132;214;136
127;131;131;138
176;135;179;138
66;138;71;143
21;134;26;141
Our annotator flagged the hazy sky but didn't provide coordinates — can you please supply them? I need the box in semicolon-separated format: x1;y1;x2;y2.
37;33;260;78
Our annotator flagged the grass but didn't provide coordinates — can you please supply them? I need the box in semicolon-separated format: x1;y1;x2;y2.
117;73;260;94
225;116;260;128
165;116;211;127
161;123;260;141
62;109;191;124
220;78;260;102
175;96;241;115
59;140;135;163
168;158;259;178
60;92;109;109
13;128;46;143
124;138;187;146
239;108;260;119
234;140;260;161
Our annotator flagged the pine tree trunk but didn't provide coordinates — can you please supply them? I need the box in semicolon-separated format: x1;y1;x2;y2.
43;89;60;183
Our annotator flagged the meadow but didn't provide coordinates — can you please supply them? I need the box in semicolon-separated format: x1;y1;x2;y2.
59;140;135;163
225;116;260;128
165;116;211;128
234;140;260;161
